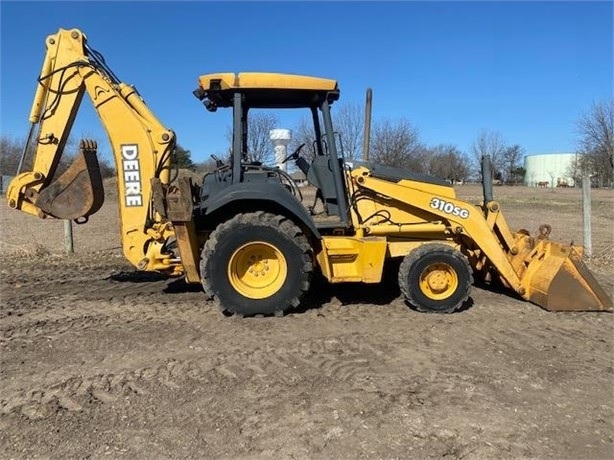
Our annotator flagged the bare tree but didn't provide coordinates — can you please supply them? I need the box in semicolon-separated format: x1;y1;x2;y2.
288;103;364;165
289;116;318;163
566;154;583;186
248;111;280;164
0;136;27;175
333;102;364;161
502;144;524;184
225;111;280;164
424;144;470;182
194;156;221;174
369;118;424;170
0;134;115;178
576;99;614;187
471;130;507;180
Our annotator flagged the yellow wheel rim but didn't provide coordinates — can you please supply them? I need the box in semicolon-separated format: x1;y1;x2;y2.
228;241;287;299
419;263;458;300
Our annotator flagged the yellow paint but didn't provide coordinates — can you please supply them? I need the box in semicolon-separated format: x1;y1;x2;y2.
347;166;524;290
418;262;459;300
317;236;387;283
228;242;288;299
198;72;337;92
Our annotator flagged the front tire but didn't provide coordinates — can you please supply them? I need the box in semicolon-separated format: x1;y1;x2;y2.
201;212;313;317
399;244;473;313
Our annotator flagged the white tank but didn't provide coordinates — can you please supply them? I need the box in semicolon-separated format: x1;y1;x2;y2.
269;129;292;172
524;152;579;187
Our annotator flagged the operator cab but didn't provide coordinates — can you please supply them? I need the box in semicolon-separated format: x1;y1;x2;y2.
193;72;349;229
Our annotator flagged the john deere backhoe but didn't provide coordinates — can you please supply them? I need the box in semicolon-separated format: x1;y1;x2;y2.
7;28;612;316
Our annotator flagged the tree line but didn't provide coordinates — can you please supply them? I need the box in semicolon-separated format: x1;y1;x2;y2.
287;98;611;187
206;106;525;185
2;98;611;188
0;136;115;179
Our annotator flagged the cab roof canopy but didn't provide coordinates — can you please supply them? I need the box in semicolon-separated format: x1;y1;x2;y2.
196;72;340;109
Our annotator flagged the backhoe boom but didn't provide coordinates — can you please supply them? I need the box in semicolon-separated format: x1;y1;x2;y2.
7;28;182;274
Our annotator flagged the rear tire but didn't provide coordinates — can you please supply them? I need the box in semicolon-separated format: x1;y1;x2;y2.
399;244;472;313
201;212;313;317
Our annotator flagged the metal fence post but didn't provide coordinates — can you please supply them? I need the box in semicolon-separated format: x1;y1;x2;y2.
64;219;74;253
582;175;592;259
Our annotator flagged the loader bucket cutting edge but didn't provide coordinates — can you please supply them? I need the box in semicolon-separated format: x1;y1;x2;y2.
33;147;104;221
521;241;613;312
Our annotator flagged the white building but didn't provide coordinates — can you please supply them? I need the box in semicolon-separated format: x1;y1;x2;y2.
524;152;579;187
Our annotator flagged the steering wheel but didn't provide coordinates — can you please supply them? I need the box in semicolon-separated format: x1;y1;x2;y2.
281;143;306;164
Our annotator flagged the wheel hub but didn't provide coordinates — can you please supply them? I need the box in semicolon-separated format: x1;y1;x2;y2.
426;271;449;293
228;242;287;299
419;263;458;300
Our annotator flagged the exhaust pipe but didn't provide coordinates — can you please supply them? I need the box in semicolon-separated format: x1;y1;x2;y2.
481;154;493;204
362;88;372;162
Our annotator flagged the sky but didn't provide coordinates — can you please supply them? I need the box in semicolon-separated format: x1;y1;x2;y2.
1;1;612;164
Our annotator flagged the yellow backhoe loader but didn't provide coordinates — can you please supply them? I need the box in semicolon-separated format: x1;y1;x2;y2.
7;28;612;316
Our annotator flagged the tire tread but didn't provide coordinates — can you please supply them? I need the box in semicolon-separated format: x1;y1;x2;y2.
200;212;313;316
398;243;473;314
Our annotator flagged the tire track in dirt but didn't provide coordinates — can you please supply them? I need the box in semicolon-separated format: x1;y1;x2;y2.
1;267;209;346
0;292;213;345
448;308;613;371
0;334;389;421
2;275;198;306
423;286;614;369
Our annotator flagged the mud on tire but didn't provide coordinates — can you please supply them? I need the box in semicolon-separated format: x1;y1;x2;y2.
200;211;313;317
399;243;473;314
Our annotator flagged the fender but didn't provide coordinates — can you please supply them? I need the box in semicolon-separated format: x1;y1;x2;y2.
202;182;321;239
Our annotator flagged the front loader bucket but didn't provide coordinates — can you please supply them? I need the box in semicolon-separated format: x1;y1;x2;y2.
521;240;612;312
33;140;104;221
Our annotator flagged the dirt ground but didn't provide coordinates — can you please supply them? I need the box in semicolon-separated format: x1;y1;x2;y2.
0;184;612;459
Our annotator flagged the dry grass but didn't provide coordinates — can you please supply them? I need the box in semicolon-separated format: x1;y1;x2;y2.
590;243;614;270
0;241;50;258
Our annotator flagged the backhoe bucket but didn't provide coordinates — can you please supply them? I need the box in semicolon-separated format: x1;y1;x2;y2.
33;140;104;221
520;240;612;312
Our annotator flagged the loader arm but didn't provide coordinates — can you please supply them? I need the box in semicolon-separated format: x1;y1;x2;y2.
6;28;181;274
351;168;524;288
349;166;612;312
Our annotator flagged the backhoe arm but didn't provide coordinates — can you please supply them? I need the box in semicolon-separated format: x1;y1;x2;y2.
7;28;181;274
